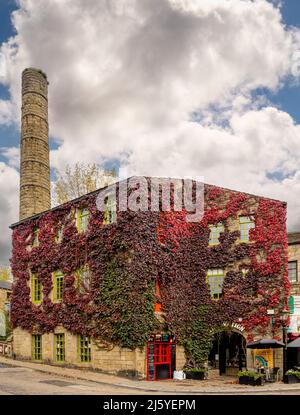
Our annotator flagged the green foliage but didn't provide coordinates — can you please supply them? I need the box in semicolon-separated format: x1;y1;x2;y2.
182;305;215;369
5;311;12;339
285;370;300;379
94;259;160;349
237;370;265;380
0;310;11;341
184;368;206;373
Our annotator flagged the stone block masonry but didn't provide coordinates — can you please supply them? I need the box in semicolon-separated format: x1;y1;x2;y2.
13;327;187;378
20;68;51;220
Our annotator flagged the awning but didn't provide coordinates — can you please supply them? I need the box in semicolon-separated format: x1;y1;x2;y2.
247;339;285;349
287;337;300;348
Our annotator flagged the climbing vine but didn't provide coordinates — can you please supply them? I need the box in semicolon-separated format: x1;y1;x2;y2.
10;180;289;368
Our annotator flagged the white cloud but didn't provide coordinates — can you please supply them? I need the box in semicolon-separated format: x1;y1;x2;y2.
0;163;19;265
0;147;20;169
0;0;300;263
0;99;14;125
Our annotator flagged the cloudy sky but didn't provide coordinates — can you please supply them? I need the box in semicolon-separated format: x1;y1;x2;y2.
0;0;300;264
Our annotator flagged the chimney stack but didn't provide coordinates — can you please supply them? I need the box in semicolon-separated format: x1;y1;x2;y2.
19;68;51;220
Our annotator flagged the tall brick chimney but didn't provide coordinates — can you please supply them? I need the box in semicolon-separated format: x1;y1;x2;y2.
19;68;51;220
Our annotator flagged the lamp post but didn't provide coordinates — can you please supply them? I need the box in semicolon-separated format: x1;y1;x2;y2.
268;308;289;380
280;308;289;380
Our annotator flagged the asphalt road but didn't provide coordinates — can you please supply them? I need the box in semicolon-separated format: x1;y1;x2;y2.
0;362;154;395
1;361;300;395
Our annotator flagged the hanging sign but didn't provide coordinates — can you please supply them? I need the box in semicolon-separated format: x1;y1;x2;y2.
289;296;295;314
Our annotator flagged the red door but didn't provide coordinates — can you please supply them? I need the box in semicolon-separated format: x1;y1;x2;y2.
146;335;176;381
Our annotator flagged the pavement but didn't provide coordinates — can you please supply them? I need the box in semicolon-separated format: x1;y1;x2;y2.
1;355;300;394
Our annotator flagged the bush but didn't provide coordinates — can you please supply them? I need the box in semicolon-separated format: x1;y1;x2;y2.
237;370;265;381
184;368;206;373
285;370;300;379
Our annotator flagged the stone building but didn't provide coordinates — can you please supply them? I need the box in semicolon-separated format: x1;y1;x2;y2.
0;280;12;340
287;232;300;369
10;69;289;380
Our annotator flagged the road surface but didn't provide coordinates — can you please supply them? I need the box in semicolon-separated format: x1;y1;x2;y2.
1;361;300;395
0;362;154;395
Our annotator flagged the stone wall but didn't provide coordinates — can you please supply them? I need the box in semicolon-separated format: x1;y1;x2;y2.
0;288;9;311
13;327;148;378
13;327;188;379
20;68;51;220
288;243;300;296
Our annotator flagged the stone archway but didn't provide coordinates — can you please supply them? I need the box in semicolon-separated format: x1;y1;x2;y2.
208;330;247;376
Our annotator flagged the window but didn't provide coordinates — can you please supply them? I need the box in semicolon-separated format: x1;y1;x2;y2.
32;334;42;361
207;269;225;300
77;208;89;232
32;227;39;247
55;226;64;243
76;266;91;294
209;223;224;245
31;273;42;304
153;276;162;312
103;197;116;225
78;335;91;362
54;333;65;362
239;216;255;242
241;268;249;278
288;261;298;283
53;271;64;302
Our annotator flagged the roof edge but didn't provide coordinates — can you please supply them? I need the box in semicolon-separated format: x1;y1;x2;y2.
10;176;287;229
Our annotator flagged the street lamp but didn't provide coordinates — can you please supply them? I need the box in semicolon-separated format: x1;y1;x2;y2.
280;308;289;380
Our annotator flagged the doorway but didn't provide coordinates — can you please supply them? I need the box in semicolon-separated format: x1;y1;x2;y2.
146;334;176;381
209;331;247;375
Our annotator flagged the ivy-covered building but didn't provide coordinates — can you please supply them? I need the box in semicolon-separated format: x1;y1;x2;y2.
10;178;289;379
10;68;290;380
286;233;300;369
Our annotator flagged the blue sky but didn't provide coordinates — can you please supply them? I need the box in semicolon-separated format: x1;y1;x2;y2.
268;0;300;124
0;1;18;156
0;0;61;161
265;1;300;124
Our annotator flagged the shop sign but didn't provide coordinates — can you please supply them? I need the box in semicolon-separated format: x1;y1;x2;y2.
223;322;245;332
288;296;300;334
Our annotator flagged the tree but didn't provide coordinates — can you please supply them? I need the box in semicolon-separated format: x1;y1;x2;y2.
53;163;117;205
0;266;11;281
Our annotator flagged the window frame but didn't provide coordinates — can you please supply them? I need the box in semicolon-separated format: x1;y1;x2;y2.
103;197;116;225
288;261;298;284
208;223;224;246
241;267;249;278
76;265;91;294
54;333;65;363
55;225;64;243
53;271;64;303
239;215;255;243
32;227;39;247
206;269;225;300
77;207;89;233
78;335;92;363
32;334;42;361
31;273;42;304
153;276;162;312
